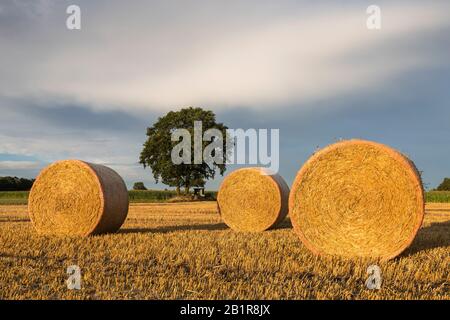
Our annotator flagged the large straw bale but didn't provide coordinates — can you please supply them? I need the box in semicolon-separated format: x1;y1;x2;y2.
217;167;289;232
289;139;424;260
29;160;129;236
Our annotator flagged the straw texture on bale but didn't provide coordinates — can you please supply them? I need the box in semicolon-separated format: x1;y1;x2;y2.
29;160;129;236
289;140;424;260
217;167;289;232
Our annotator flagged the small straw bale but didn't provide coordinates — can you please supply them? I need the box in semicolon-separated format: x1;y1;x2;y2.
29;160;129;236
217;167;289;232
289;139;424;260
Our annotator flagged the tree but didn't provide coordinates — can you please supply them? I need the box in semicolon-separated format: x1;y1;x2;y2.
0;176;35;191
139;107;230;195
133;182;147;191
436;178;450;191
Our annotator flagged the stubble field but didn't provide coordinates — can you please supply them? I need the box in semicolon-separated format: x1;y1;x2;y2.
0;202;448;300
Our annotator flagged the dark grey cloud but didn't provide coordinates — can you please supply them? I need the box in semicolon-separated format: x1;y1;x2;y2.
217;65;450;189
18;101;150;132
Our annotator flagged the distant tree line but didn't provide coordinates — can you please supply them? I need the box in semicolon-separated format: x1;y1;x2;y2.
0;177;35;191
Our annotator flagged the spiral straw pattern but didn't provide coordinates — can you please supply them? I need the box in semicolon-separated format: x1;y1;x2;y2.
289;140;424;260
29;160;129;236
217;167;289;232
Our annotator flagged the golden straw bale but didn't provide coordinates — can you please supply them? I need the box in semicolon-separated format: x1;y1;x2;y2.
217;167;289;232
29;160;129;236
289;139;424;260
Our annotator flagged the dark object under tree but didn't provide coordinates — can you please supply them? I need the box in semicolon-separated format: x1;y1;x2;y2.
133;182;148;190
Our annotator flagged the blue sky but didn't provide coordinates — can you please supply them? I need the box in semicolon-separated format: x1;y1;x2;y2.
0;0;449;190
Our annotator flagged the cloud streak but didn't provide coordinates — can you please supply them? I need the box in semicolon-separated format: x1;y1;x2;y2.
0;1;449;113
0;161;41;170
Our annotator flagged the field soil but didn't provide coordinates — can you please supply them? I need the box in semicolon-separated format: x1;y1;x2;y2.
0;202;448;299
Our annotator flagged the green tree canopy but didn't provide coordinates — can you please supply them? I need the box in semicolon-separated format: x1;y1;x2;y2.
436;178;450;191
139;107;230;194
133;182;147;191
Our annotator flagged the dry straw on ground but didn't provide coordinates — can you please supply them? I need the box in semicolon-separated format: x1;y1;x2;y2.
289;139;425;260
29;160;129;236
217;167;289;232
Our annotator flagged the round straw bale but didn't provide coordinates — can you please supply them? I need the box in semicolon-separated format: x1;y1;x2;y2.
289;139;424;260
29;160;129;236
217;167;289;232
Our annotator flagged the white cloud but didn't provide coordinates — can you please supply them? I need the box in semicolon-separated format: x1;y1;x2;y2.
0;161;41;170
0;2;448;113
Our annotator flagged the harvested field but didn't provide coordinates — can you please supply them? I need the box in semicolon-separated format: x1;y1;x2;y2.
0;202;448;300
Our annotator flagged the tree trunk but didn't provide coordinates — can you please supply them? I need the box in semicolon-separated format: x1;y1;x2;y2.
176;185;181;196
184;175;190;195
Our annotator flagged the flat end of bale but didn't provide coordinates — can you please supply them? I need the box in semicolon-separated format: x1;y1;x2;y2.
289;139;424;260
217;167;289;232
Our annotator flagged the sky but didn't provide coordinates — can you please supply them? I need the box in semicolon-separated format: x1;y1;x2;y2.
0;0;449;190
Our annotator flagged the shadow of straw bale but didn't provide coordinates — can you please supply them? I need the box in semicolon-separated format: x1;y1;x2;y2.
121;218;292;234
402;220;450;257
274;218;293;230
120;222;229;234
0;218;30;223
